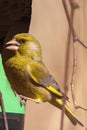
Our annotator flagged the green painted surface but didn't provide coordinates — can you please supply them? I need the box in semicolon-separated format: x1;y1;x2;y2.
0;55;25;113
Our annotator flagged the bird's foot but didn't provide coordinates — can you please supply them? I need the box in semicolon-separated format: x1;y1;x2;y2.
19;95;36;106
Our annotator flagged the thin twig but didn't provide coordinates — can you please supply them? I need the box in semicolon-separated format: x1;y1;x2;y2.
63;0;87;48
60;1;73;130
60;0;87;129
60;23;72;130
70;9;77;109
69;6;87;112
69;0;79;9
0;92;9;130
70;39;87;111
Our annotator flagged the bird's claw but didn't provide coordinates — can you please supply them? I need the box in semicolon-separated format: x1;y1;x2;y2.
19;95;36;106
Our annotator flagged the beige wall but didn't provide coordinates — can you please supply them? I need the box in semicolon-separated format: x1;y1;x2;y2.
24;0;87;130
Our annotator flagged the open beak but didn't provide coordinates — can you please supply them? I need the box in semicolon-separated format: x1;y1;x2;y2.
4;39;20;51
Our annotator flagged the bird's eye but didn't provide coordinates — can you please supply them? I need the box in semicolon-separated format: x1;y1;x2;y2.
19;39;26;44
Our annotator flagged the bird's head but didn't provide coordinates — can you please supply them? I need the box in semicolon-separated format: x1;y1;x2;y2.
2;33;42;61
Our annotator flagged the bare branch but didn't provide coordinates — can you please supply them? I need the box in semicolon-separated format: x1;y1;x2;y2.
62;0;87;48
69;0;79;9
0;92;9;130
60;1;87;130
70;45;87;110
60;1;73;130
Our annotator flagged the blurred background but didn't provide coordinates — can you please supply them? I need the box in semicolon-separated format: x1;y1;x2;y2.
0;0;87;130
25;0;87;130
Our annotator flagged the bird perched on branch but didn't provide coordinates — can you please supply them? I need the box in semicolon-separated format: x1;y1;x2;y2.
2;33;84;126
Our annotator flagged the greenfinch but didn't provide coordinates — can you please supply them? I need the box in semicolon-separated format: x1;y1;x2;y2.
2;33;83;126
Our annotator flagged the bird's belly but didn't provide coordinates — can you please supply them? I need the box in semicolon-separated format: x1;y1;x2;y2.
6;72;52;103
15;83;52;103
4;62;52;103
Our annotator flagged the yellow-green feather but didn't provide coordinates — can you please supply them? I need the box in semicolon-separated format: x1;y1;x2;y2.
49;98;84;126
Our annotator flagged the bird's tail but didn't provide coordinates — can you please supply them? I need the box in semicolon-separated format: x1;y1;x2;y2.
49;97;84;127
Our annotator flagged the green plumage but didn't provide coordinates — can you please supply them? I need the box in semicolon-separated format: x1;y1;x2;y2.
2;33;84;126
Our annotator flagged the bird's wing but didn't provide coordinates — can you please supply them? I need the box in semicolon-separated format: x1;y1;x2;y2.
27;61;64;98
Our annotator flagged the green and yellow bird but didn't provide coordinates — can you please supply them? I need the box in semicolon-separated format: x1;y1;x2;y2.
2;33;83;126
